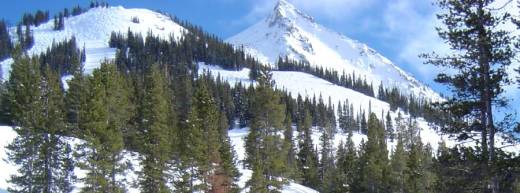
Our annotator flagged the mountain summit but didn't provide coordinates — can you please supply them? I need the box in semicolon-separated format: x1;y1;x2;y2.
227;0;440;100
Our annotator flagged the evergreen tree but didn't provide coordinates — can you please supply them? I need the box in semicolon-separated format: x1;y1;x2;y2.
216;111;240;193
139;64;173;193
296;110;319;189
423;1;516;192
64;63;86;136
405;141;436;193
334;132;358;193
6;54;74;193
360;113;389;193
245;67;287;192
77;62;133;193
282;113;298;179
23;25;34;50
0;20;12;60
385;111;394;141
318;130;335;193
389;133;407;193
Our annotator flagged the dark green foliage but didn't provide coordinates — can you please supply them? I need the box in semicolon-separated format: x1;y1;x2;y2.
296;110;319;189
277;57;375;97
360;113;389;193
6;54;74;193
53;13;65;30
245;68;287;192
334;132;357;193
0;20;12;61
21;10;49;27
77;62;133;193
16;25;34;51
39;37;85;76
139;64;174;193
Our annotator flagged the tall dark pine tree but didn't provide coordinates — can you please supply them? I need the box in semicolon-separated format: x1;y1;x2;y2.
334;132;357;193
6;54;74;193
0;20;12;61
360;113;389;193
245;67;287;192
139;64;174;193
78;62;133;193
296;109;319;189
423;1;516;192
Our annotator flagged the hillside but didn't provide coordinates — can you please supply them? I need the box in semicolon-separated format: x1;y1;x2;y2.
1;6;185;80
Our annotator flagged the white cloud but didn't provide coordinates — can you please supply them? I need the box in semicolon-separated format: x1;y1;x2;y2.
377;0;448;87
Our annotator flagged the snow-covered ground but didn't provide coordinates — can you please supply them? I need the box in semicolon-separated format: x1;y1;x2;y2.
0;126;142;193
0;6;185;80
227;0;441;102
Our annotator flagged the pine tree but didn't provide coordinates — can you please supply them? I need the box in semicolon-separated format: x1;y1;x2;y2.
360;113;389;193
423;1;516;192
246;67;287;192
139;64;173;193
296;110;319;189
0;20;12;60
6;54;74;193
64;63;86;136
334;132;357;193
385;111;394;141
318;130;335;193
390;134;407;193
78;62;133;193
23;25;34;50
282;113;298;179
216;111;240;193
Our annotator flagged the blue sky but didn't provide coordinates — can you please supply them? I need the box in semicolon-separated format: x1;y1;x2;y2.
1;0;518;118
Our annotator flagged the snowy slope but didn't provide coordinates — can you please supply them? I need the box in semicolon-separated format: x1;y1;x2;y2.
0;6;185;80
199;64;520;154
0;126;143;193
227;0;441;101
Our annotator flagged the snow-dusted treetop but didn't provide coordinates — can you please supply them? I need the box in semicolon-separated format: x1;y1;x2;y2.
227;0;442;101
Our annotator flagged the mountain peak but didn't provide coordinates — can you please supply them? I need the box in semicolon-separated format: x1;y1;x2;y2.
268;0;315;26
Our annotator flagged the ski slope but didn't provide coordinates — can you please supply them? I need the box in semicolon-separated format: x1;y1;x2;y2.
0;6;185;80
227;0;441;102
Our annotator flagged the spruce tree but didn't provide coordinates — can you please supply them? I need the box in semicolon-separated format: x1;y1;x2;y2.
5;53;42;193
245;67;287;192
64;63;86;136
6;54;74;193
296;110;319;189
282;113;298;179
390;134;407;193
139;64;173;193
360;113;389;193
0;20;12;60
423;1;516;192
334;132;357;193
318;130;335;193
78;62;133;193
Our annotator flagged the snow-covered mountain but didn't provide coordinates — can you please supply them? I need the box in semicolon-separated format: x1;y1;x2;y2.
1;6;186;80
227;0;441;101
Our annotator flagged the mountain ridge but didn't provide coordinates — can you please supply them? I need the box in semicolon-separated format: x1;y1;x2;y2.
227;0;442;102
